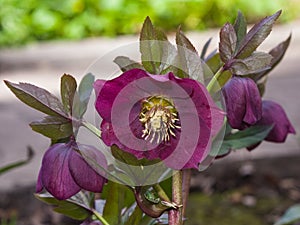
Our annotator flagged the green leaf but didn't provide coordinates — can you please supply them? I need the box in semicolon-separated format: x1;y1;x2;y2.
140;16;168;74
0;146;34;175
200;38;213;60
60;74;77;114
236;10;281;59
221;125;273;151
113;56;144;72
257;76;268;96
73;73;95;118
252;34;292;81
175;28;203;80
231;52;273;75
30;116;73;139
274;204;300;225
102;181;122;225
4;81;67;118
233;11;247;51
35;193;92;220
219;23;237;62
124;205;143;225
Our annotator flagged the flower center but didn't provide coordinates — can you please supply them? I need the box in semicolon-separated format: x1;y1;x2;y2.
139;96;180;143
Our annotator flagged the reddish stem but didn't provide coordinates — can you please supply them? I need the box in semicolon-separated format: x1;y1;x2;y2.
168;170;183;225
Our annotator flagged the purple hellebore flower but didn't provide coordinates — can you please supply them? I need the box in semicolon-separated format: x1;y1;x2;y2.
36;140;107;200
94;68;224;169
222;76;262;129
258;100;296;142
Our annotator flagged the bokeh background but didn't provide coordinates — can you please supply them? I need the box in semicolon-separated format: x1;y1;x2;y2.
1;0;300;47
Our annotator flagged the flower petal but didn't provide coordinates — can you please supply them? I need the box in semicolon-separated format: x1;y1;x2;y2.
95;69;148;121
69;144;107;193
40;143;80;200
258;100;296;142
223;77;261;129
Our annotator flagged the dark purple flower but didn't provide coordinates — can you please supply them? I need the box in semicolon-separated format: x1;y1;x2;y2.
222;76;262;129
257;100;296;142
81;220;103;225
94;69;224;169
36;140;107;200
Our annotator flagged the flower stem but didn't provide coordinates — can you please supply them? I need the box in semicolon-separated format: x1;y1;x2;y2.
92;209;110;225
82;120;101;138
169;170;183;225
181;169;191;217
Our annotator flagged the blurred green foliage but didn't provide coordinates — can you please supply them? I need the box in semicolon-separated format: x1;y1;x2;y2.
0;0;299;47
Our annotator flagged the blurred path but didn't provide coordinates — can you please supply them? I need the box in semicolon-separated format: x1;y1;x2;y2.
0;20;299;190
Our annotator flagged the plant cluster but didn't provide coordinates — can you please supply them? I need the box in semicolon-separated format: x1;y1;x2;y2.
4;10;297;225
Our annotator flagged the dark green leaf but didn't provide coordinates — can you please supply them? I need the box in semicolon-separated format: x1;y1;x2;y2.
113;56;144;72
60;74;77;114
4;81;67;118
139;17;169;74
221;125;273;151
231;52;273;75
200;38;213;60
35;193;92;220
219;23;237;62
102;181;122;225
268;34;291;70
176;27;198;53
233;11;247;51
175;28;203;80
253;34;292;81
0;146;34;175
30;116;73;139
236;10;281;59
73;73;95;118
274;204;300;225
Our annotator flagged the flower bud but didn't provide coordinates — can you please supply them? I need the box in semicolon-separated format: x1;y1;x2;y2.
222;76;262;129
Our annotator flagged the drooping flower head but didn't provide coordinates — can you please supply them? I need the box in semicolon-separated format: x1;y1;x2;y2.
257;100;296;142
94;69;224;170
222;76;262;129
36;140;107;200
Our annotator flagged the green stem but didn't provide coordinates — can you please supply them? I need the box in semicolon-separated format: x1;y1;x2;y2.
82;120;101;138
153;184;171;202
168;170;183;225
206;67;224;94
92;209;110;225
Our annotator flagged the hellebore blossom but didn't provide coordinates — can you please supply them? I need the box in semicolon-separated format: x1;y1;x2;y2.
36;140;107;200
94;68;224;169
222;76;262;129
257;100;296;142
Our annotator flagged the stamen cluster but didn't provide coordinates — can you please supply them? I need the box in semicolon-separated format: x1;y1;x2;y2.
139;96;180;144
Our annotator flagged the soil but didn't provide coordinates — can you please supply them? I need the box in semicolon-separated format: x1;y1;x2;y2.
0;155;299;225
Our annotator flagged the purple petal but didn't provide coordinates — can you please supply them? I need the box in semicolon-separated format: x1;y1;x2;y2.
69;145;107;193
223;77;261;129
40;143;80;200
95;69;148;121
258;100;296;142
36;168;43;193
